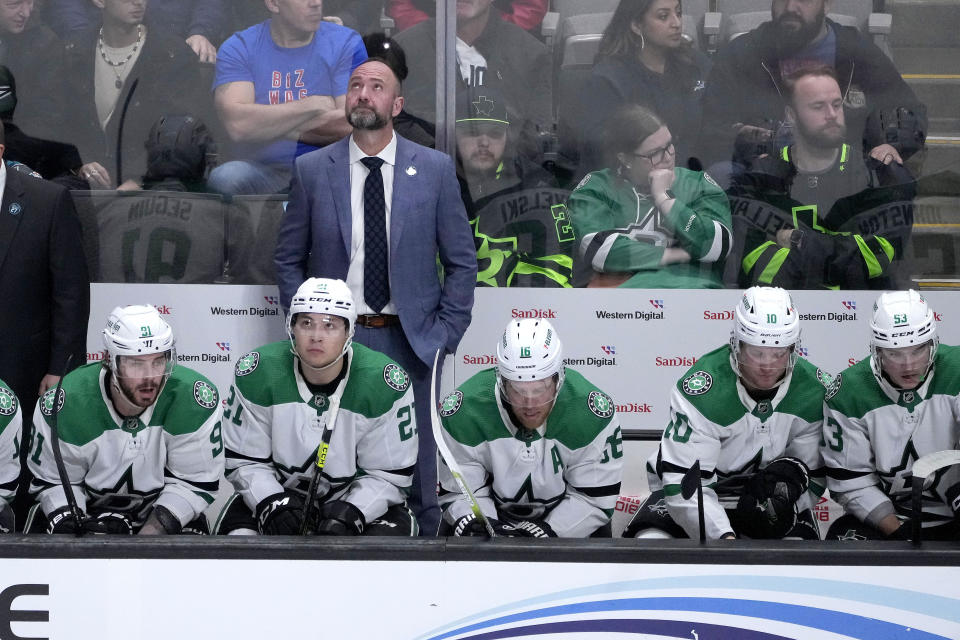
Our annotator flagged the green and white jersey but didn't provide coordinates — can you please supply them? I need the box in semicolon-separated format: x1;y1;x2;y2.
27;364;224;528
438;368;623;537
823;345;960;528
648;345;828;539
568;167;732;288
0;379;22;508
223;341;417;524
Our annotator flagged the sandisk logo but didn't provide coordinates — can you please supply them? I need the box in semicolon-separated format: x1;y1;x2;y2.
462;354;498;365
615;402;653;413
511;308;557;319
703;310;734;320
935;312;943;321
655;356;697;367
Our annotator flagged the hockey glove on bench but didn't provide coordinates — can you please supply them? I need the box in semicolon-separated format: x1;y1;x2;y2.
736;456;809;539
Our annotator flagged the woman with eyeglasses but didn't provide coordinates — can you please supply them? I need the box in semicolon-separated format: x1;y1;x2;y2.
575;0;710;174
568;105;731;288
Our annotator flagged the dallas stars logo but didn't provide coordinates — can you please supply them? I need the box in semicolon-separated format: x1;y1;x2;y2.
235;352;260;377
648;498;669;517
440;391;463;417
682;371;713;396
39;387;65;417
0;387;17;417
193;380;218;409
383;364;410;392
837;529;866;541
588;391;614;418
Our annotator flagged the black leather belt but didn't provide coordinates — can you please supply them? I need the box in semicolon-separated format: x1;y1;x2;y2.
355;314;401;328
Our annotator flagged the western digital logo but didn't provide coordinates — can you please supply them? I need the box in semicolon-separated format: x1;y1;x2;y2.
842;300;856;310
264;296;279;305
649;299;664;309
601;345;615;355
210;306;280;317
216;342;231;352
797;347;809;357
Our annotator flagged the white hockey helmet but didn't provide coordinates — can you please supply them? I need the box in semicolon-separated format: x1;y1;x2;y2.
730;286;801;381
870;290;938;380
102;304;176;379
496;318;565;400
287;278;357;366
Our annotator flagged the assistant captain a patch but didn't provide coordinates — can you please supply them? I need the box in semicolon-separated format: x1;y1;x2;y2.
681;371;713;396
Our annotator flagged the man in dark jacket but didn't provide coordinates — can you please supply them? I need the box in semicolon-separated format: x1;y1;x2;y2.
57;0;210;189
700;0;925;176
727;66;916;290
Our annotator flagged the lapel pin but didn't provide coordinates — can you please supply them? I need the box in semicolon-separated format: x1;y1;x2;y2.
406;166;417;176
8;202;21;216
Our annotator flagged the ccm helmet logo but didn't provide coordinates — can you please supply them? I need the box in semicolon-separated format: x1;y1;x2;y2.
891;331;916;338
0;584;48;640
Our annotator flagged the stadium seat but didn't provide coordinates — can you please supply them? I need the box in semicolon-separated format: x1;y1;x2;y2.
542;0;618;45
71;190;227;284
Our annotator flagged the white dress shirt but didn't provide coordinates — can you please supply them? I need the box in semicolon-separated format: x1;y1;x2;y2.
346;132;397;316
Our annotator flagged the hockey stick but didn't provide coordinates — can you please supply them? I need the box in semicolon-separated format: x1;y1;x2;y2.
47;355;85;536
299;390;344;535
430;349;495;538
680;460;706;543
910;449;960;546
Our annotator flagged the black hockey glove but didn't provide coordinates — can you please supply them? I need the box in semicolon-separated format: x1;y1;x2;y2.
736;457;809;539
315;500;365;536
46;506;85;534
256;492;304;535
451;513;506;537
510;519;557;538
85;511;134;535
0;502;13;534
944;482;960;519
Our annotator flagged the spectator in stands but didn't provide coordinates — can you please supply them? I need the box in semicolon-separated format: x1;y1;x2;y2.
142;114;216;192
57;0;210;191
623;286;825;541
727;66;916;290
455;87;571;287
699;0;926;183
578;0;710;173
568;105;731;288
823;290;960;542
0;66;84;187
0;0;64;136
388;0;548;33
393;0;551;159
42;0;228;62
209;0;366;196
231;0;386;35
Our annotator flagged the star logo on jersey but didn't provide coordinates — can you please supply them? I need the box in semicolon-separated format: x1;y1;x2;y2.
0;387;17;416
648;498;669;517
86;465;160;519
193;380;219;409
837;529;866;541
824;372;842;401
816;368;834;389
383;364;410;392
39;387;65;417
440;391;463;417
235;352;260;377
681;371;713;396
588;391;614;419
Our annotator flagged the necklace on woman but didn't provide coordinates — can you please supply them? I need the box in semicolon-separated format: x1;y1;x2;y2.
98;25;143;89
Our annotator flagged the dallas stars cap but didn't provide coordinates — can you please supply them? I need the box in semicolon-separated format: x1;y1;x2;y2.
455;87;510;126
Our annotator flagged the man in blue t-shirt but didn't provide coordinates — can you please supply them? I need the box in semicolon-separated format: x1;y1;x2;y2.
210;0;367;195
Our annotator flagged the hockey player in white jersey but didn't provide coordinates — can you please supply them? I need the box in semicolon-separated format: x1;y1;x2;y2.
26;305;224;534
0;378;22;533
624;286;828;540
824;290;960;541
217;278;419;536
437;318;623;537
